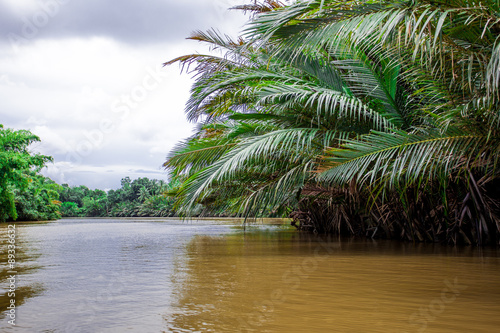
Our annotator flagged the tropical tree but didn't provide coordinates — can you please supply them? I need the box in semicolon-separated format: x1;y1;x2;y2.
60;201;80;217
59;184;90;207
165;1;403;217
165;0;500;244
0;125;53;221
14;173;62;221
249;0;500;244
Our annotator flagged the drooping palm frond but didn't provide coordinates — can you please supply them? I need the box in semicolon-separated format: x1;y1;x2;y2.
164;29;254;73
319;128;500;191
176;128;322;200
164;138;237;177
164;29;262;121
256;83;394;131
248;0;499;108
169;122;362;216
164;119;273;177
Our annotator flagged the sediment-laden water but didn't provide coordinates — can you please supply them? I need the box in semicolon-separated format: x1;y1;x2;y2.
1;218;499;332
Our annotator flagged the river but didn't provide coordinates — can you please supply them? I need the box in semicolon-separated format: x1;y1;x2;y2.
1;218;499;332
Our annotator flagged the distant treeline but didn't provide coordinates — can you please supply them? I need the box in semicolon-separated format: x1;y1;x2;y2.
59;177;177;218
1;124;179;221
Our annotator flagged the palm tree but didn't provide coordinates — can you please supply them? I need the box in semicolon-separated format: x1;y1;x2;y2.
138;186;151;202
165;0;500;244
164;23;399;217
246;0;500;243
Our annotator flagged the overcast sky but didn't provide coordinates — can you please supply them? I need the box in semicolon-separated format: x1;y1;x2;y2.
0;0;249;189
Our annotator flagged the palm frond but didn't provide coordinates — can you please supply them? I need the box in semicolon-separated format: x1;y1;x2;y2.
319;128;499;190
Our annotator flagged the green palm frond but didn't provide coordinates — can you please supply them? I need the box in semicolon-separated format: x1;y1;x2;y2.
319;128;499;190
175;128;328;209
257;83;395;130
164;139;237;176
242;161;315;216
249;0;498;103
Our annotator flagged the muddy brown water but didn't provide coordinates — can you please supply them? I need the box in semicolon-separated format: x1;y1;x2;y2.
1;218;499;332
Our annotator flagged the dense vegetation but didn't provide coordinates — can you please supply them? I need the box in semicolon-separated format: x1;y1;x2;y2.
0;125;61;222
1;125;176;220
164;0;500;245
59;177;177;218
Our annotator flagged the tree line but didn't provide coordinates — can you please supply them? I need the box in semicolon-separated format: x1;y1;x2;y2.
58;177;177;218
163;0;500;245
1;124;177;221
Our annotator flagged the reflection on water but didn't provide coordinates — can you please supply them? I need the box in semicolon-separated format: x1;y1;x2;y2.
0;224;45;322
166;228;500;333
0;218;236;332
0;219;499;332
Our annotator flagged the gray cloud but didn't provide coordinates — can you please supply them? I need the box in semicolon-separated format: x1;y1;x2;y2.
1;0;244;45
0;0;247;189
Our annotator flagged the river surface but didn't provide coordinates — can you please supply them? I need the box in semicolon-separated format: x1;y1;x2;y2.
1;218;499;332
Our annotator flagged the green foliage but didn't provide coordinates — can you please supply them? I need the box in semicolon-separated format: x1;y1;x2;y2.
14;173;62;221
59;177;177;218
0;125;176;220
60;201;80;217
0;125;54;222
164;0;500;244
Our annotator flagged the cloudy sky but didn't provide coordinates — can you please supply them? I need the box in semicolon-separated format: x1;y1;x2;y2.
0;0;249;189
